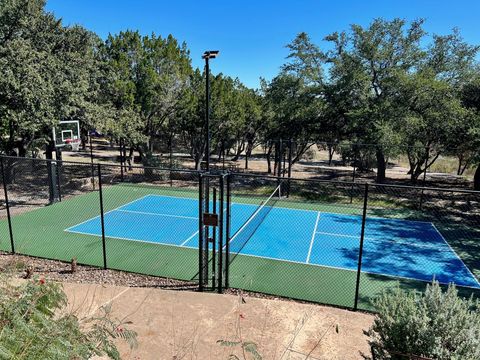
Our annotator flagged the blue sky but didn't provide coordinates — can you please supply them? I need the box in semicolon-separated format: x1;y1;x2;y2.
46;0;480;89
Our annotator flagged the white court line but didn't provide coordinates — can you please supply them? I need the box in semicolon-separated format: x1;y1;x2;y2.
65;215;480;289
117;209;197;220
431;223;480;286
67;193;479;288
127;193;433;226
314;230;456;252
65;228;199;249
316;231;364;239
181;230;200;246
306;212;321;264
231;251;480;290
64;195;153;231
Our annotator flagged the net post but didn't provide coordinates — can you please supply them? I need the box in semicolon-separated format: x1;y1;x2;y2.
225;173;231;289
218;175;225;293
97;164;107;270
354;183;369;310
1;157;15;254
198;173;204;291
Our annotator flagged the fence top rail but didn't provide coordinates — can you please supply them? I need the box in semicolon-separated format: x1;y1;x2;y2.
230;172;480;196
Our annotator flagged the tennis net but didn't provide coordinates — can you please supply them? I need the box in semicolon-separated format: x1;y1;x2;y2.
227;184;281;263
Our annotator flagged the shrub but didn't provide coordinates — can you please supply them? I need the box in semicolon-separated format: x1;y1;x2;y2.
367;281;480;360
0;276;137;359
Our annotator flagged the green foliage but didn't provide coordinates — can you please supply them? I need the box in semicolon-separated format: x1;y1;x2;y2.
0;276;137;359
217;339;262;360
1;0;480;187
367;281;480;360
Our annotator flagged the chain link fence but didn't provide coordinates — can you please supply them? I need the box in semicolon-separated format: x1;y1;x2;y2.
1;155;479;311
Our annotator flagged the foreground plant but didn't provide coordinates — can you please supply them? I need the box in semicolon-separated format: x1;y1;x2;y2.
367;281;480;360
0;276;137;359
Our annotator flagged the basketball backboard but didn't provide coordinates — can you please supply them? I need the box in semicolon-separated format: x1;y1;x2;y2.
53;120;80;151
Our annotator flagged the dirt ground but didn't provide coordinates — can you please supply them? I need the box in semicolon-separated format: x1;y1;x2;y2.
63;282;374;360
60;139;473;188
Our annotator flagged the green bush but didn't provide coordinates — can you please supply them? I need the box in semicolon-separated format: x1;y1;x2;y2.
0;276;137;359
367;281;480;360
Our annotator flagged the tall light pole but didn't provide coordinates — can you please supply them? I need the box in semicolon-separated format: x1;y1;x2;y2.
202;50;219;171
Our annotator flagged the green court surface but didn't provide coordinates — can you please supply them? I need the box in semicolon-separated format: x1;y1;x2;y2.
1;183;478;311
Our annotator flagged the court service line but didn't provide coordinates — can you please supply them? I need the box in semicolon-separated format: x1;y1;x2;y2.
306;212;321;264
64;195;154;231
117;209;197;220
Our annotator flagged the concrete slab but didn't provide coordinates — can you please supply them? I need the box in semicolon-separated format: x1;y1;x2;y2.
61;283;374;359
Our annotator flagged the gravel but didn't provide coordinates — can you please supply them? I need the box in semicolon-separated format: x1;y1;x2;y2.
0;251;341;307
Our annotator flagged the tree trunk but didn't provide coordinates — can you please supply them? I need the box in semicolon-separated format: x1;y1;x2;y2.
474;164;480;191
245;140;254;170
127;148;134;170
457;155;463;176
376;148;386;183
231;142;245;161
266;144;273;174
327;144;335;166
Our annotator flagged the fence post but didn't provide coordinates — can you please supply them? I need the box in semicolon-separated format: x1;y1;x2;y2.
199;174;204;292
1;157;15;254
354;183;369;310
225;173;231;289
55;159;62;202
97;164;107;270
90;134;95;190
218;175;225;293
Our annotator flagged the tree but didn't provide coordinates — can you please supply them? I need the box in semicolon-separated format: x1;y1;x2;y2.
262;73;322;173
332;19;426;182
395;70;465;181
101;31;192;166
0;0;99;157
459;75;480;190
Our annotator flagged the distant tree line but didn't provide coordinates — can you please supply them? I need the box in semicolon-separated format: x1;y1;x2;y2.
1;0;480;188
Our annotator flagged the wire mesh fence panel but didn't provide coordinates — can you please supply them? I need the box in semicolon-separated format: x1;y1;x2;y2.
93;164;201;283
0;159;10;252
227;174;366;308
0;156;104;267
357;184;480;310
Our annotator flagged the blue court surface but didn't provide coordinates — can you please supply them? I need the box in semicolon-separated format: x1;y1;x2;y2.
66;194;480;288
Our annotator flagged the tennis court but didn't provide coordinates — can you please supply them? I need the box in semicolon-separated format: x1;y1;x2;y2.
65;192;479;289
